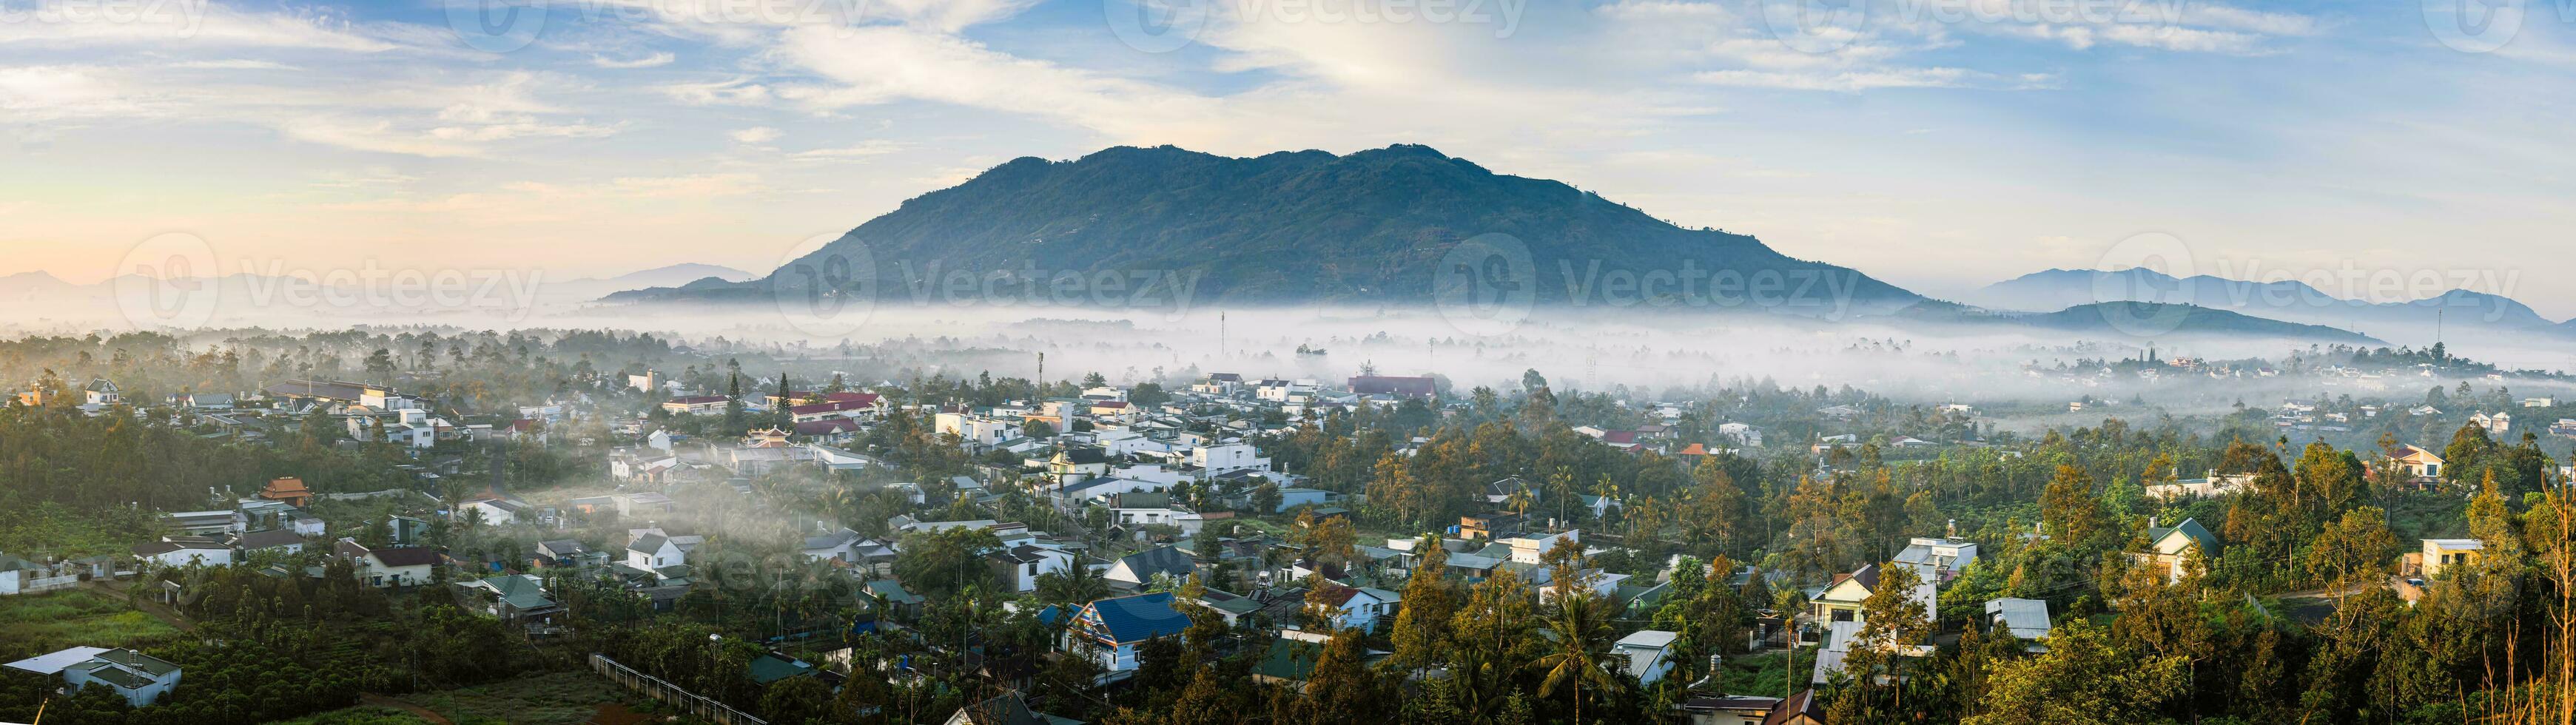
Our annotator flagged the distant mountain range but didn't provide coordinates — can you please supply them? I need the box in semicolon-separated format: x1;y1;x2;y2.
611;144;1924;317
0;263;748;322
1971;267;2566;343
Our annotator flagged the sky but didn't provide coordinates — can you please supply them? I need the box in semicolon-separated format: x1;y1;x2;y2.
2;0;2574;317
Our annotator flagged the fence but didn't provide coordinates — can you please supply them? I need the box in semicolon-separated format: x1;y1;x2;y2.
588;653;769;725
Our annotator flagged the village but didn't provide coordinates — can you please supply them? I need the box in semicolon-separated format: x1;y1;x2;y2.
3;338;2570;725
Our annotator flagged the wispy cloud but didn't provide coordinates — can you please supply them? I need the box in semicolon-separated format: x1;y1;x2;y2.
591;52;677;69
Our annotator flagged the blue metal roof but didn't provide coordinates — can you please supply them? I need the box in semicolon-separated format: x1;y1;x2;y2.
1087;592;1189;644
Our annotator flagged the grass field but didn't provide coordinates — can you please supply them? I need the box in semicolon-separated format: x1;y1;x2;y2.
406;670;633;724
0;587;182;661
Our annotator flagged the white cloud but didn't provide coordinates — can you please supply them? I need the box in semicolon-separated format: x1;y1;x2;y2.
730;126;782;144
791;139;904;161
592;52;678;69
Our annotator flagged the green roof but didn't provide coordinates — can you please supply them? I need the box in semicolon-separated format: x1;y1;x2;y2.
747;653;815;684
867;579;923;605
1253;638;1326;682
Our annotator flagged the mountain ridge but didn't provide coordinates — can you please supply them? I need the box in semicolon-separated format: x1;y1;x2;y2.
615;144;1926;317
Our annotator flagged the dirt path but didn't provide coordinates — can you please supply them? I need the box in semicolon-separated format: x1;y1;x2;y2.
360;693;455;725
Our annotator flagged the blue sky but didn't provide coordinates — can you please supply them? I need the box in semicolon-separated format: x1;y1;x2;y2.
4;0;2573;317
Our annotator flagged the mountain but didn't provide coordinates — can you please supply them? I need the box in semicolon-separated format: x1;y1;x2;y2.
0;271;75;303
1972;268;2563;343
599;263;753;288
2012;302;2381;344
614;144;1924;317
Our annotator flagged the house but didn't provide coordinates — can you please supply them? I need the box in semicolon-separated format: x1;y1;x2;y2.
989;543;1077;593
2384;445;2445;485
1809;562;1936;625
865;579;925;620
2132;518;2221;583
163;509;243;536
534;539;600;568
460;496;531;525
1049;445;1114;485
232;528;309;556
0;553;81;596
336;539;440;588
83;377;122;407
661;395;730;415
943;693;1080;725
1717;422;1763;448
132;537;235;568
2470;411;2514;434
1891;537;1978;585
1103;545;1195;590
1055;592;1191;672
1612;630;1683;685
625;530;700;570
1678;695;1783;725
1507;530;1579;564
1483;476;1532;505
1188;441;1271;476
1311;584;1402;633
2143;470;2258;500
1459;511;1526;540
800;527;865;564
1762;689;1827;725
256;476;314;508
790;395;887;422
2421;539;2483;579
4;647;183;707
460;574;560;624
1984;597;2051;646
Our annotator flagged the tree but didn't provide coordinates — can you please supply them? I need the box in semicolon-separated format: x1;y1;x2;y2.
1388;536;1455;670
759;675;835;724
892;526;1003;597
1964;620;2187;725
1846;562;1934;714
2305;505;2394;601
1530;589;1618;724
1035;559;1109;609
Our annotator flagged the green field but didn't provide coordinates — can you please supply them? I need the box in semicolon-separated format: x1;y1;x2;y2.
404;670;633;724
0;588;182;661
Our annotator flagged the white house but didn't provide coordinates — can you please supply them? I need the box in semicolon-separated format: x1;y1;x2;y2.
334;539;440;589
132;538;235;568
1312;585;1402;633
1891;537;1979;585
1613;630;1681;685
1507;530;1580;564
460;496;530;525
1189;442;1271;476
625;530;700;570
5;647;182;707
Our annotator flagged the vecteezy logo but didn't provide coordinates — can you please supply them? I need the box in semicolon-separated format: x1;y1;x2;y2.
1761;0;1866;54
2091;232;2198;338
1433;232;1536;337
1105;0;1208;53
771;232;878;338
2424;0;2523;53
445;0;548;54
112;232;221;330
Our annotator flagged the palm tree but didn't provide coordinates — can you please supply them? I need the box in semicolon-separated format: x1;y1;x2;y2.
1504;488;1534;519
1530;593;1619;725
1035;562;1109;610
